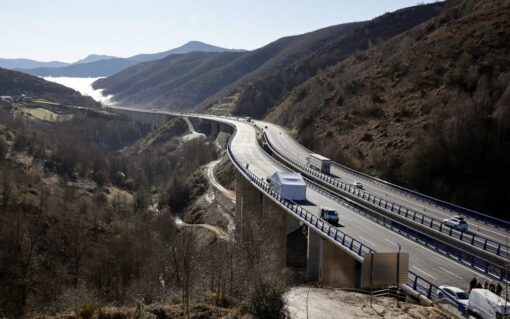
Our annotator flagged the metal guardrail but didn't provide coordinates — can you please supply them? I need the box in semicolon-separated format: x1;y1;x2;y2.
226;142;375;259
408;270;441;301
408;271;467;313
329;161;510;231
270;126;509;230
263;133;510;260
305;179;509;283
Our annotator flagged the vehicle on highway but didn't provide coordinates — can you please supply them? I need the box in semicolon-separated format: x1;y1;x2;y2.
320;207;339;224
437;286;469;308
468;288;510;319
443;216;468;231
307;153;331;174
352;181;364;189
270;171;307;201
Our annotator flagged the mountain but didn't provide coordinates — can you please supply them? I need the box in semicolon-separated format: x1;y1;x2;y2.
20;58;138;78
94;2;446;111
266;0;510;217
228;1;447;118
0;58;68;70
73;54;118;64
17;41;242;77
93;23;363;109
94;51;245;108
129;40;244;62
0;67;100;107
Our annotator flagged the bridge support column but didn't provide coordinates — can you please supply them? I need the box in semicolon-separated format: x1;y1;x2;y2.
321;240;362;288
211;122;219;137
307;229;322;281
235;171;287;284
287;215;301;234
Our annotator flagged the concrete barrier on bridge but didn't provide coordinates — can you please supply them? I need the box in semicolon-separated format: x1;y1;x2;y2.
112;108;171;130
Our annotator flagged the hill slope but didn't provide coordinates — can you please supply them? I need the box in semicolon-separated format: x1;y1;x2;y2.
0;58;68;70
0;68;100;107
73;54;118;64
94;2;446;112
94;22;362;109
228;1;447;118
267;0;510;217
18;41;241;77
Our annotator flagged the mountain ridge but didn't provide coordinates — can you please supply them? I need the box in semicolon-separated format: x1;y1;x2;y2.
15;41;242;77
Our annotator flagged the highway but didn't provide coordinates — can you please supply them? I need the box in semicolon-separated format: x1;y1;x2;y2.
109;107;506;293
216;117;502;287
260;121;510;248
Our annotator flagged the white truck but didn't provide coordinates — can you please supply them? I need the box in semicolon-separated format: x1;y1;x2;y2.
468;289;510;319
270;171;306;201
307;153;331;174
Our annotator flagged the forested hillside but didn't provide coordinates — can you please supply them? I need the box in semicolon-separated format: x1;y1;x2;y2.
0;68;99;107
94;22;361;109
267;0;510;217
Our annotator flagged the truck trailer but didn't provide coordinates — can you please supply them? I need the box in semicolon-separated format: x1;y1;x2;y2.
270;171;307;201
307;153;331;174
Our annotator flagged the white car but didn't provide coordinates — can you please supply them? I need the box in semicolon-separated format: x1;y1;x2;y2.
437;285;469;307
443;215;468;231
352;181;363;189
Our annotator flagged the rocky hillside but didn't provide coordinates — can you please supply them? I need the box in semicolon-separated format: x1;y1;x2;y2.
267;0;510;217
0;68;100;107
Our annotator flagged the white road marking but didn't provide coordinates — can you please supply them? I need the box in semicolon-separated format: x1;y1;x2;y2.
359;236;377;247
385;238;398;246
439;266;464;280
412;266;438;280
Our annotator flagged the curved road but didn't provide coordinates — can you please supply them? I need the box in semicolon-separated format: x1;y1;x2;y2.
260;121;510;247
109;107;506;291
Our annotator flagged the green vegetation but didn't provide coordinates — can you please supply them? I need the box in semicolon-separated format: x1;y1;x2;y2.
19;106;73;122
244;282;288;319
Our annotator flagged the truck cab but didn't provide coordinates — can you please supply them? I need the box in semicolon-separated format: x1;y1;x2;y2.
320;207;339;225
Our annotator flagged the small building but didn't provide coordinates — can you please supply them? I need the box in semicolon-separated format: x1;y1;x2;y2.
270;171;307;201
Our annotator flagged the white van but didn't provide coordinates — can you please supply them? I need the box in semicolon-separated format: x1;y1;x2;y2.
468;288;510;319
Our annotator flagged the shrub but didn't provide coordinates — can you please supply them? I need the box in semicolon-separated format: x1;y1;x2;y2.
245;282;287;319
78;303;99;319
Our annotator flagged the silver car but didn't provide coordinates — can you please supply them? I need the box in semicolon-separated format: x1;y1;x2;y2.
443;215;468;231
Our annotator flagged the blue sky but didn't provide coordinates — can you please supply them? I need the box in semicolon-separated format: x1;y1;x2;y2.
1;0;436;62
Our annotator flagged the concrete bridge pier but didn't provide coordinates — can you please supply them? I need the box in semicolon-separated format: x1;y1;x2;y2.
235;171;287;284
306;229;362;288
211;121;219;137
234;170;362;288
